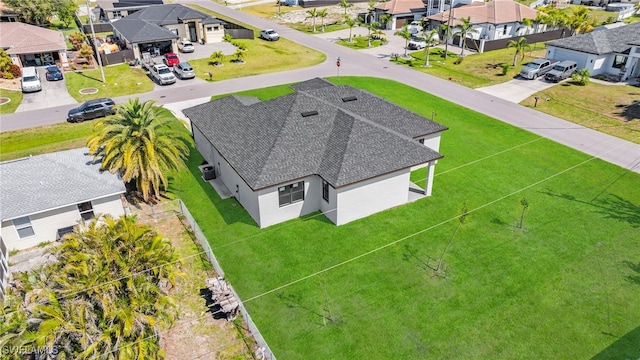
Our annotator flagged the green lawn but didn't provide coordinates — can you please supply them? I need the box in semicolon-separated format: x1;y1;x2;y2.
168;77;640;360
188;5;326;82
394;43;547;88
336;35;385;49
64;63;154;102
2;77;638;359
522;81;640;144
0;88;23;115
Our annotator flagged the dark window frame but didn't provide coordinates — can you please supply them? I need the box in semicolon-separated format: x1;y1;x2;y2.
278;181;305;207
77;201;95;221
612;55;627;69
322;180;329;202
13;216;35;239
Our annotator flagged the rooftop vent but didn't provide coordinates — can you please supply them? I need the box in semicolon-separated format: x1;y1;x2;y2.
341;96;357;102
301;110;318;117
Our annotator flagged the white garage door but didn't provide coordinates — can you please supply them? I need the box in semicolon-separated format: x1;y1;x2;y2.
549;47;590;70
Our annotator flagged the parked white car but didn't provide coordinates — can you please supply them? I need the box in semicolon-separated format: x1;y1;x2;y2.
21;66;42;93
259;29;279;41
408;21;423;34
149;64;176;85
177;40;195;53
174;62;195;79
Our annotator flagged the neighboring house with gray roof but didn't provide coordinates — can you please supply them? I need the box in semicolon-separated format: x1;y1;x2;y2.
0;148;126;251
183;78;447;228
546;22;640;82
111;4;226;59
96;0;164;21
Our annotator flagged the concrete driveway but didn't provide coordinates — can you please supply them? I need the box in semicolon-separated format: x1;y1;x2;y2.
16;67;77;112
476;76;559;103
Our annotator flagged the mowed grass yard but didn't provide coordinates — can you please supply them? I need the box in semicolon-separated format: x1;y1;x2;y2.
523;81;640;144
168;77;640;359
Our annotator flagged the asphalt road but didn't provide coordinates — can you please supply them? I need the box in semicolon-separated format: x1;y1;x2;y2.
1;0;638;174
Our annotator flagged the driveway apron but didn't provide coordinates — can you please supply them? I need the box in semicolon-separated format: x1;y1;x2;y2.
16;66;77;112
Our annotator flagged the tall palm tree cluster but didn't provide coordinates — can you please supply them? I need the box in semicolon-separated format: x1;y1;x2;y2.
0;216;182;359
87;99;193;202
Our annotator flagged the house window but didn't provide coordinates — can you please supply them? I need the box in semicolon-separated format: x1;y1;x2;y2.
13;216;35;238
112;10;122;18
612;55;627;69
278;181;304;207
322;180;329;202
503;25;507;34
206;26;213;31
418;138;425;144
78;201;94;221
213;26;219;31
171;29;179;36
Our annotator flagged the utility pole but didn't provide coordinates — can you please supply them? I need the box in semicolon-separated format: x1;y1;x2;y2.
443;0;454;60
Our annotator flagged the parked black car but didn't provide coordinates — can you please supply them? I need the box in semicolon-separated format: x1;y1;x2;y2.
67;98;116;123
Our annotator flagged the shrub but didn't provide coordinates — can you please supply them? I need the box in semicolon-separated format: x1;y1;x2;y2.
68;32;87;50
71;64;77;70
500;63;510;75
3;72;14;79
236;42;247;51
571;69;590;86
223;34;234;42
453;57;464;65
9;64;21;78
83;63;88;69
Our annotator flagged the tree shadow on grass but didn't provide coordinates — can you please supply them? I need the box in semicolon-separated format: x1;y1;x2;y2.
590;325;640;360
539;190;640;228
623;260;640;285
615;100;640;122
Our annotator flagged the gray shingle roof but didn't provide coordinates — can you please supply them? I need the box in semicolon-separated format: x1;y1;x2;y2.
125;4;225;25
546;22;640;55
111;18;178;43
183;79;447;190
0;148;126;221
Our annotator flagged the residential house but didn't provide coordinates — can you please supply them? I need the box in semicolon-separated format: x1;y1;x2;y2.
0;22;68;67
0;148;127;252
110;4;226;59
0;0;19;22
425;0;484;16
546;22;640;82
95;0;164;21
426;0;541;41
372;0;427;30
183;78;448;228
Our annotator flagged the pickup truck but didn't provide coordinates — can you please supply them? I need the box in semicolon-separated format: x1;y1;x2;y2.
519;59;559;80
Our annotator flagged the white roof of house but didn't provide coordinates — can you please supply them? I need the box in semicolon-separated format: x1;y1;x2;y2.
0;148;126;221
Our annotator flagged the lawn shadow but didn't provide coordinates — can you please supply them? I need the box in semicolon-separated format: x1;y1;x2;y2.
590;325;640;360
75;70;102;83
277;292;335;328
540;189;640;228
623;260;640;285
614;100;640;122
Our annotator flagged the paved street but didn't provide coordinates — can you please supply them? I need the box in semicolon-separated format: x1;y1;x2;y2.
1;0;638;174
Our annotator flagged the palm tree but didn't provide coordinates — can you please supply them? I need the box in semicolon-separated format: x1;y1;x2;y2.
379;13;392;30
209;50;224;66
395;25;412;56
233;49;246;63
344;15;357;42
87;98;193;202
338;0;353;15
367;0;377;23
568;6;592;35
421;28;439;67
363;20;381;47
521;18;533;35
507;37;530;66
454;16;478;56
318;8;328;32
440;23;452;60
306;7;319;32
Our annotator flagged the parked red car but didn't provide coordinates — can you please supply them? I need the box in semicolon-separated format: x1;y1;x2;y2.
163;52;180;67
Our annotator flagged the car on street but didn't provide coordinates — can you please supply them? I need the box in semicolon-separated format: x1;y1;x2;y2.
45;65;64;81
163;52;180;67
174;62;195;79
150;64;176;85
408;21;423;34
67;98;116;123
259;29;279;41
177;40;195;53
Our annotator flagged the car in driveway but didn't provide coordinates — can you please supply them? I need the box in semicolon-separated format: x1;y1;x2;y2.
174;62;195;79
177;40;195;53
150;64;176;85
67;98;116;123
259;29;279;41
163;52;180;67
408;38;427;50
45;65;63;81
544;60;578;83
21;66;42;93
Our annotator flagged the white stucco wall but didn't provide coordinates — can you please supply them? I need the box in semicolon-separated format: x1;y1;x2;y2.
257;175;320;228
0;194;124;251
203;24;224;43
335;169;410;226
319;180;338;224
545;46;617;75
411;133;441;171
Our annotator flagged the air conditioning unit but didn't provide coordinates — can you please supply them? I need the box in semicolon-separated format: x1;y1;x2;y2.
203;166;216;180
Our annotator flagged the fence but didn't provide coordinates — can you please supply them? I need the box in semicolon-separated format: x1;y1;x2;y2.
178;200;276;360
455;28;567;53
224;21;255;39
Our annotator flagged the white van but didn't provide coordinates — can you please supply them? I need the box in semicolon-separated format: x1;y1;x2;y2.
21;66;42;93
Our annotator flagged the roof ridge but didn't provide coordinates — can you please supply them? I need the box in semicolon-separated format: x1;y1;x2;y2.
318;111;355;185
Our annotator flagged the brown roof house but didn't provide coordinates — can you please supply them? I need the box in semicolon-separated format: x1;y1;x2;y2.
373;0;427;30
0;22;68;67
426;0;541;42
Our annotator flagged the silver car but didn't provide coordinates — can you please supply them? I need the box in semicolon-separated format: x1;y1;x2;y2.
150;64;176;85
174;62;195;79
178;40;195;53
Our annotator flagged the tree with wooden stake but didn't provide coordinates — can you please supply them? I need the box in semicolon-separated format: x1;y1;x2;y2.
519;198;529;229
437;202;468;273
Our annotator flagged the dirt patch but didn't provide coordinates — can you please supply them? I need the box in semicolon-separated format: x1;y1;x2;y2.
0;78;21;91
273;3;368;25
79;87;99;94
0;97;11;105
132;201;254;360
